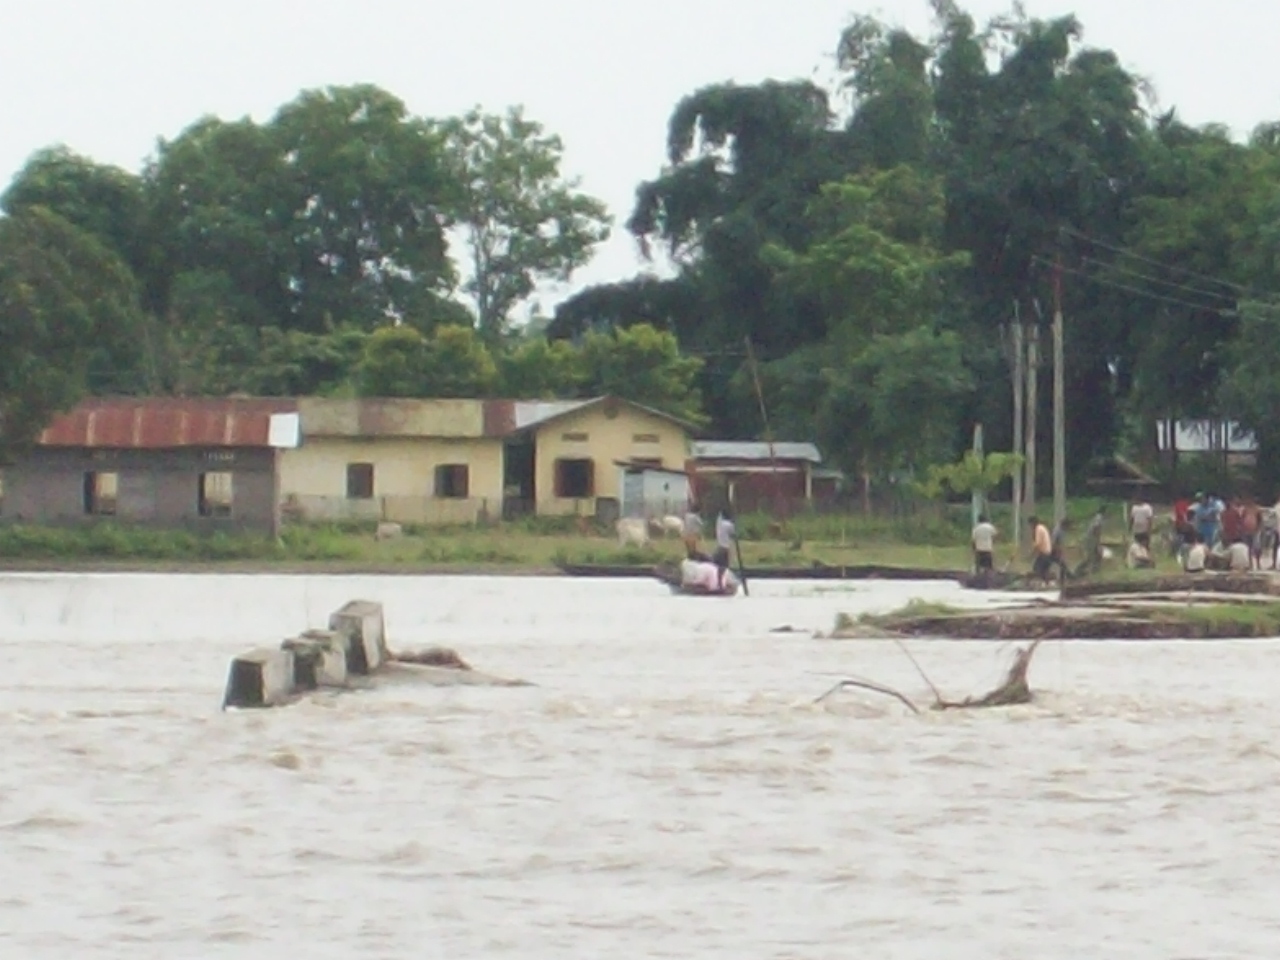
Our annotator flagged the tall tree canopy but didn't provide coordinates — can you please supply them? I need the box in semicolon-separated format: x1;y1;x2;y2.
8;4;1280;489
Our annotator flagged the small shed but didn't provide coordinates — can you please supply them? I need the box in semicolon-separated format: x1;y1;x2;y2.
688;441;823;513
615;459;690;519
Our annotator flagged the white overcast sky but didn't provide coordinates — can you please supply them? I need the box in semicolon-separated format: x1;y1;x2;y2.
3;0;1279;312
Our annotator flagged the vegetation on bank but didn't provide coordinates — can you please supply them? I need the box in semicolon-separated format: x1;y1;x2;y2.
834;596;1280;641
0;496;1175;571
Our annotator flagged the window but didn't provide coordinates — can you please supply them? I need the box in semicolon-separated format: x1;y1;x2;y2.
83;471;118;516
554;458;594;498
633;433;660;444
198;471;234;518
434;464;470;499
346;463;374;499
561;432;588;442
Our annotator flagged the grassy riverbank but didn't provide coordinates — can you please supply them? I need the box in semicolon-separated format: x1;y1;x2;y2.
0;514;979;574
839;591;1280;641
0;497;1164;575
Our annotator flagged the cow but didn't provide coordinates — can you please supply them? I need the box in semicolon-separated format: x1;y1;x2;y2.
616;517;650;548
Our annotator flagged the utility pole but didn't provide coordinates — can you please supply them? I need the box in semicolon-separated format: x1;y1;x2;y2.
1011;306;1024;547
1052;256;1067;526
1025;321;1039;527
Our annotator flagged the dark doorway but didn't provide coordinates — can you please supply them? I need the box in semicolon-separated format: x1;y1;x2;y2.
503;436;536;519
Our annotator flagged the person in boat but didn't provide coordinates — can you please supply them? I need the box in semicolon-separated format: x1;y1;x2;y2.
682;500;706;561
970;513;997;580
679;557;739;594
713;507;737;589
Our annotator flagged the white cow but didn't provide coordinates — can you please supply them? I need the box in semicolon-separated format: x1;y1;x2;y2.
660;515;684;537
616;517;650;547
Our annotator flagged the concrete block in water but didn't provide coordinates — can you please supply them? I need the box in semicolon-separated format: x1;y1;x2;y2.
328;600;387;675
222;648;296;709
283;630;348;690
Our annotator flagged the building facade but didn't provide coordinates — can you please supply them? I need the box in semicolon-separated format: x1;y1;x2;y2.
278;398;505;525
1;398;300;535
279;396;696;524
687;441;825;513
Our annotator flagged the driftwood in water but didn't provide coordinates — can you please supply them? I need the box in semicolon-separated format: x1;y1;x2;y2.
393;646;473;670
814;640;1042;713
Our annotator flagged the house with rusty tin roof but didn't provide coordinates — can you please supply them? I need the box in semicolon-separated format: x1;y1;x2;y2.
1;397;300;535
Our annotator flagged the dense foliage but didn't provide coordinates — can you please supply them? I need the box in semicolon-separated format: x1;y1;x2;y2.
6;2;1280;489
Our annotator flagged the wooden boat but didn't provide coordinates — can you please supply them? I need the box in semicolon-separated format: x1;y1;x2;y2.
653;562;740;597
555;560;969;582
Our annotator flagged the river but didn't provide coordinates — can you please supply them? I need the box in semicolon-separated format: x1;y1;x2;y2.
2;572;1278;959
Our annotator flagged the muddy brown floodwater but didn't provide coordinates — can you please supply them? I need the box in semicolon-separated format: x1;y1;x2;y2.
2;573;1279;959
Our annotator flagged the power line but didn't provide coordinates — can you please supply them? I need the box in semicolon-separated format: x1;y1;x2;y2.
1078;254;1237;310
1031;255;1236;316
1059;225;1255;298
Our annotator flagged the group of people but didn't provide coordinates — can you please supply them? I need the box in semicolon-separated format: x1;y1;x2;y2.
968;491;1280;583
1172;492;1279;573
969;511;1089;586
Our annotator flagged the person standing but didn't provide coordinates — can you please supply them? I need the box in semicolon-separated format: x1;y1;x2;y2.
682;501;705;560
1080;509;1105;575
971;514;997;581
1128;498;1154;551
713;507;737;588
1029;516;1057;584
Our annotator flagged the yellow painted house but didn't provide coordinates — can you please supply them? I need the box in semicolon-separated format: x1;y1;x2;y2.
278;396;695;524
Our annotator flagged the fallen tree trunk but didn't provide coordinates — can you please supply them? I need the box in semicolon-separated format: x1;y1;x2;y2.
814;640;1042;712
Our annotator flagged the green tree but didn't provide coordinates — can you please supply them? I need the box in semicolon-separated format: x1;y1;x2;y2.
2;146;151;288
356;326;431;397
147;85;456;336
0;208;147;455
1217;303;1280;488
420;324;498;397
273;85;457;331
765;165;968;350
580;323;704;423
355;323;497;398
441;106;611;339
497;337;585;398
819;326;974;478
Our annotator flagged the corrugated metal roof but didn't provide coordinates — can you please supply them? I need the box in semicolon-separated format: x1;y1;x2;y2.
512;399;597;430
692;441;823;463
299;398;485;438
483;396;697;437
38;397;298;449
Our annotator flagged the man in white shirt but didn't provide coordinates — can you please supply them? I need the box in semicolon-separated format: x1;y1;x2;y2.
1129;499;1154;550
1184;533;1207;573
971;514;997;575
713;507;737;587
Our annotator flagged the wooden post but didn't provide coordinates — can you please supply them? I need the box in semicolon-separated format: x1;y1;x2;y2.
1052;257;1067;526
1011;315;1025;547
1025;324;1039;524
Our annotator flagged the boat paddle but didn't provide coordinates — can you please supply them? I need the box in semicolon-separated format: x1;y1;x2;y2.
733;537;750;596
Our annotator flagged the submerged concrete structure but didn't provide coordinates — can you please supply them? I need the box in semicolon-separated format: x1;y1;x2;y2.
221;599;528;709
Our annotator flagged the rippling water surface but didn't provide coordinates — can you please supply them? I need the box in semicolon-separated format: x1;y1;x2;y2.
3;572;1280;959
